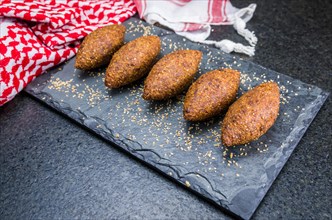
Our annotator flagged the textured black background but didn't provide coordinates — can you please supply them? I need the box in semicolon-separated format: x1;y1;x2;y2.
1;0;331;219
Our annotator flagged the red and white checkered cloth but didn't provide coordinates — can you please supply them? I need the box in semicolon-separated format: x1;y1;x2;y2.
0;0;136;106
134;0;257;56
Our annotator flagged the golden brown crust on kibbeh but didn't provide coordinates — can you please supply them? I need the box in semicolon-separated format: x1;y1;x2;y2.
75;24;126;70
105;35;161;88
142;50;202;100
183;68;240;121
221;82;280;146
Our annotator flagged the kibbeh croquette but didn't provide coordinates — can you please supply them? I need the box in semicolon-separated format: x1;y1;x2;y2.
143;50;202;100
75;24;126;70
183;68;240;121
221;82;280;146
105;35;161;88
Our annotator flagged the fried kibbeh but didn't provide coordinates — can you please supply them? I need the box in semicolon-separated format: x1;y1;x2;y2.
75;24;125;70
221;82;280;146
183;68;240;121
143;50;202;100
105;35;161;88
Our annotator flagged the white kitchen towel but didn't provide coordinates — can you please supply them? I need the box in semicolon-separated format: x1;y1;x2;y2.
134;0;257;56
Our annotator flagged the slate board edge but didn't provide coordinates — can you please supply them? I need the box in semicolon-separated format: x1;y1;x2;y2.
25;61;329;220
249;90;329;218
23;17;330;219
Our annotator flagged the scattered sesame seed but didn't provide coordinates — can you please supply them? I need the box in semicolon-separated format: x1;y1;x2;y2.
185;181;191;187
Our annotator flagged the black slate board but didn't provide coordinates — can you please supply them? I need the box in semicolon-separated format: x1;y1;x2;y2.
25;18;329;219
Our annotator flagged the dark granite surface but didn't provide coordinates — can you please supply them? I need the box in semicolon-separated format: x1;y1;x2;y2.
1;0;331;219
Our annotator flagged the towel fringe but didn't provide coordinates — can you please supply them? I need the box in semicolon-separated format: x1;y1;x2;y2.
202;39;255;57
233;17;257;46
